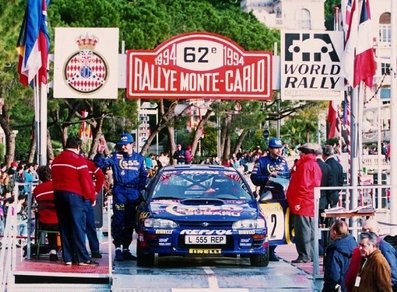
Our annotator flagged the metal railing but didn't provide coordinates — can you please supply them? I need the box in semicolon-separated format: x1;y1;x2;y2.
312;183;394;291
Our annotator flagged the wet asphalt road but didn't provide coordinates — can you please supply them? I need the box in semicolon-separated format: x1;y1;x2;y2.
111;254;316;291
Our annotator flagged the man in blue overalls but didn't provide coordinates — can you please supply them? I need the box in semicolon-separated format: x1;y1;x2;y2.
94;133;147;261
250;137;290;261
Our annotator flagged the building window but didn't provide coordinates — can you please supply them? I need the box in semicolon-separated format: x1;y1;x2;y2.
297;9;311;30
381;63;391;76
379;13;391;46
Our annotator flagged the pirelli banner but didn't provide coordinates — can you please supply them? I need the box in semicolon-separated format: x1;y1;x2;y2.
127;32;272;100
281;31;344;101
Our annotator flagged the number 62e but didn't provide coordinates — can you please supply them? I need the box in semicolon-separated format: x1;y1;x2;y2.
184;47;212;63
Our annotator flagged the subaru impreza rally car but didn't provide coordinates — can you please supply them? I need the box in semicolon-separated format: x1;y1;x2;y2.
135;164;269;267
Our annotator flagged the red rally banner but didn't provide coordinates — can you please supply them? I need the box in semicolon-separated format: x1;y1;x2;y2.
126;32;272;100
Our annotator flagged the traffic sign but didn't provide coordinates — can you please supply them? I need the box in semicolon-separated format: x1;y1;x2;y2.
263;129;270;139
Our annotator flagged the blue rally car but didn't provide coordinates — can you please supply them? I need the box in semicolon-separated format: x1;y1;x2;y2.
135;164;269;267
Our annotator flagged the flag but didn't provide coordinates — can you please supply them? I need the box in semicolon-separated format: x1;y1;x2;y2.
79;110;92;141
341;0;359;87
353;0;376;88
341;0;352;36
17;0;50;87
327;101;340;139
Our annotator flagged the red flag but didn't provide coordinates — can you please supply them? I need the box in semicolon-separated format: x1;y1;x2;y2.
353;0;376;88
16;0;49;86
327;101;339;139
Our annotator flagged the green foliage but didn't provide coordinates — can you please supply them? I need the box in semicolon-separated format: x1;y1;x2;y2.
324;0;340;30
241;129;269;152
280;102;327;147
201;126;217;157
1;0;280;160
0;143;4;163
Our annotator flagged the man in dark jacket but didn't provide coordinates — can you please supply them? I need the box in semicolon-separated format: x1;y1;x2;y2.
173;144;185;165
322;220;357;292
322;145;344;207
315;146;332;255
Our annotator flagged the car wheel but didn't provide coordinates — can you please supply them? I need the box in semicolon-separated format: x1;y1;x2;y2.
136;243;155;267
250;251;269;267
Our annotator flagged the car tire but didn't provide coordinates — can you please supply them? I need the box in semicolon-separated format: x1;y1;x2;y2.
250;251;269;267
136;244;155;267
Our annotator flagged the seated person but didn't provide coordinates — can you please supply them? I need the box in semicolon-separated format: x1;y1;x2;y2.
32;165;59;261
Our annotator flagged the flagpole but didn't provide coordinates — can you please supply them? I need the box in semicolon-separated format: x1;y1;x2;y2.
350;86;359;238
390;0;397;232
39;81;47;165
34;76;40;165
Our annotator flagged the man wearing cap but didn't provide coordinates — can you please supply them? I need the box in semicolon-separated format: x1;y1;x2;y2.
287;143;322;263
250;137;290;261
94;133;147;261
322;145;344;208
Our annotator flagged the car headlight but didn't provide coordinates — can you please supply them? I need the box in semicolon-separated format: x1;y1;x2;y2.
144;218;178;229
232;219;265;230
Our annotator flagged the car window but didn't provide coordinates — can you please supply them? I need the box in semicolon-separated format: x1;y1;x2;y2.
152;169;252;200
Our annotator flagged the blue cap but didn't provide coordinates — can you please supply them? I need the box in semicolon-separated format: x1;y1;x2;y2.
117;133;134;145
268;137;283;148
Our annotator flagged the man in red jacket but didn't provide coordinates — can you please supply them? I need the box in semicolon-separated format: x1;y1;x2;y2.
286;143;322;263
33;165;59;261
51;136;96;266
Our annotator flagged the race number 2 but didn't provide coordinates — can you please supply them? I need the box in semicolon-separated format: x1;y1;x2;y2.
260;203;285;241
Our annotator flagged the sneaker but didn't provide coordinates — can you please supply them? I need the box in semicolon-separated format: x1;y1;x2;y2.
122;249;137;261
115;248;123;261
64;261;72;266
78;260;99;266
49;250;58;261
91;251;102;259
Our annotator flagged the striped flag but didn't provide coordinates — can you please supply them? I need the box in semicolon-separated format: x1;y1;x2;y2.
342;0;376;88
341;0;353;36
341;0;359;87
353;0;376;88
16;0;50;87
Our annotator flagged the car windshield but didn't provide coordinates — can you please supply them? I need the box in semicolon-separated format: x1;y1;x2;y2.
151;169;252;200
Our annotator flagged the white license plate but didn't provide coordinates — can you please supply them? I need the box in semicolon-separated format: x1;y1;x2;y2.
185;235;226;245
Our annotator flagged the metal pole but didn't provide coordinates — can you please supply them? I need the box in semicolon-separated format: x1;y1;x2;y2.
390;0;397;232
350;88;359;234
39;82;48;165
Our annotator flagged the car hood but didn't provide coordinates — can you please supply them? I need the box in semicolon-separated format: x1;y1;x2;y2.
149;198;259;221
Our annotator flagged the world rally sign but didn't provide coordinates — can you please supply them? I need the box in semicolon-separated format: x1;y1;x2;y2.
281;31;344;101
126;32;272;100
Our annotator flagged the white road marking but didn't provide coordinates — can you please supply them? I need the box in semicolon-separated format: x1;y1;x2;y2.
172;267;249;292
203;266;218;289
